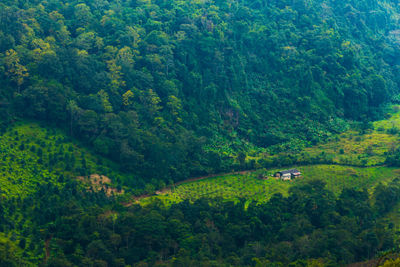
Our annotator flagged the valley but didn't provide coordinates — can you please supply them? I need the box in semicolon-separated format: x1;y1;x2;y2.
1;0;400;265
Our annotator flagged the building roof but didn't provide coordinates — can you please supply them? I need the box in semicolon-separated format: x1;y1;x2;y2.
278;169;301;175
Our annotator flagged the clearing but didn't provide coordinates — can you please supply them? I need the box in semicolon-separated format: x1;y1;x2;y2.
139;165;400;206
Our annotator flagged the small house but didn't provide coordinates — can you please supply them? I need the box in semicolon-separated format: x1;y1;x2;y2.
274;169;301;180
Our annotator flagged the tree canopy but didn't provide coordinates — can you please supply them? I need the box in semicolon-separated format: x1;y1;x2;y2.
0;0;399;184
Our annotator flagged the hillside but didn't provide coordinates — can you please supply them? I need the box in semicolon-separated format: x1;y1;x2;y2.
0;121;131;263
139;106;400;206
0;0;399;185
2;106;400;265
0;121;136;198
2;0;400;266
139;165;399;207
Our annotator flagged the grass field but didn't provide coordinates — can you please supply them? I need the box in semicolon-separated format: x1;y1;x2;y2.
299;165;398;193
140;165;400;206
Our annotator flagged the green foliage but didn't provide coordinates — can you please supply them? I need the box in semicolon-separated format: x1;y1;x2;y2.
0;0;398;183
1;0;400;265
251;106;400;169
0;233;30;266
1;120;400;266
2;179;399;266
0;121;134;199
143;165;400;206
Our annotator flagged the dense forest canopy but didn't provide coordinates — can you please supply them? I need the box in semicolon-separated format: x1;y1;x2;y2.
2;178;400;266
0;0;399;184
2;0;400;266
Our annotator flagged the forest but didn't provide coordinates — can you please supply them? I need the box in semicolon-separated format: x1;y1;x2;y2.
0;0;399;185
1;0;400;265
2;178;400;266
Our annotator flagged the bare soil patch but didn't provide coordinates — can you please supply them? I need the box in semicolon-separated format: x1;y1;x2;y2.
76;174;124;196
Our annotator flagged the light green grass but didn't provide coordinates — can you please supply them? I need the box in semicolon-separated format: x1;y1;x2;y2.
301;131;397;166
300;107;400;167
298;165;398;194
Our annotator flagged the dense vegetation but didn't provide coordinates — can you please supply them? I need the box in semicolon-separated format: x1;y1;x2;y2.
2;179;400;266
2;0;400;265
140;107;400;212
0;122;139;197
1;0;400;185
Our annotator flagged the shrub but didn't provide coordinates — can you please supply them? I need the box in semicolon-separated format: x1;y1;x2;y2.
387;127;399;135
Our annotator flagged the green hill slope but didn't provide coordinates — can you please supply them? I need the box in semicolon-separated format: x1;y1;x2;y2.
140;106;400;206
0;0;399;184
0;121;127;264
2;113;400;266
2;0;400;265
140;165;399;207
0;121;132;199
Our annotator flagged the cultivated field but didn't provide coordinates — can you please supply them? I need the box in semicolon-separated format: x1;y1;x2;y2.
140;165;400;206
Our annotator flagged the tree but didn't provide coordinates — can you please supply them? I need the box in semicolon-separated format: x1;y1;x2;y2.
67;100;80;136
367;74;388;107
122;90;134;107
166;95;182;122
74;3;93;28
107;58;125;91
237;152;246;167
97;90;113;113
4;49;29;91
140;89;162;119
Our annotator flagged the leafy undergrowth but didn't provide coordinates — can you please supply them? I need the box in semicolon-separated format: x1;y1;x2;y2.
246;106;400;169
0;233;30;266
382;200;400;243
0;120;129;199
296;107;400;167
140;165;400;206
